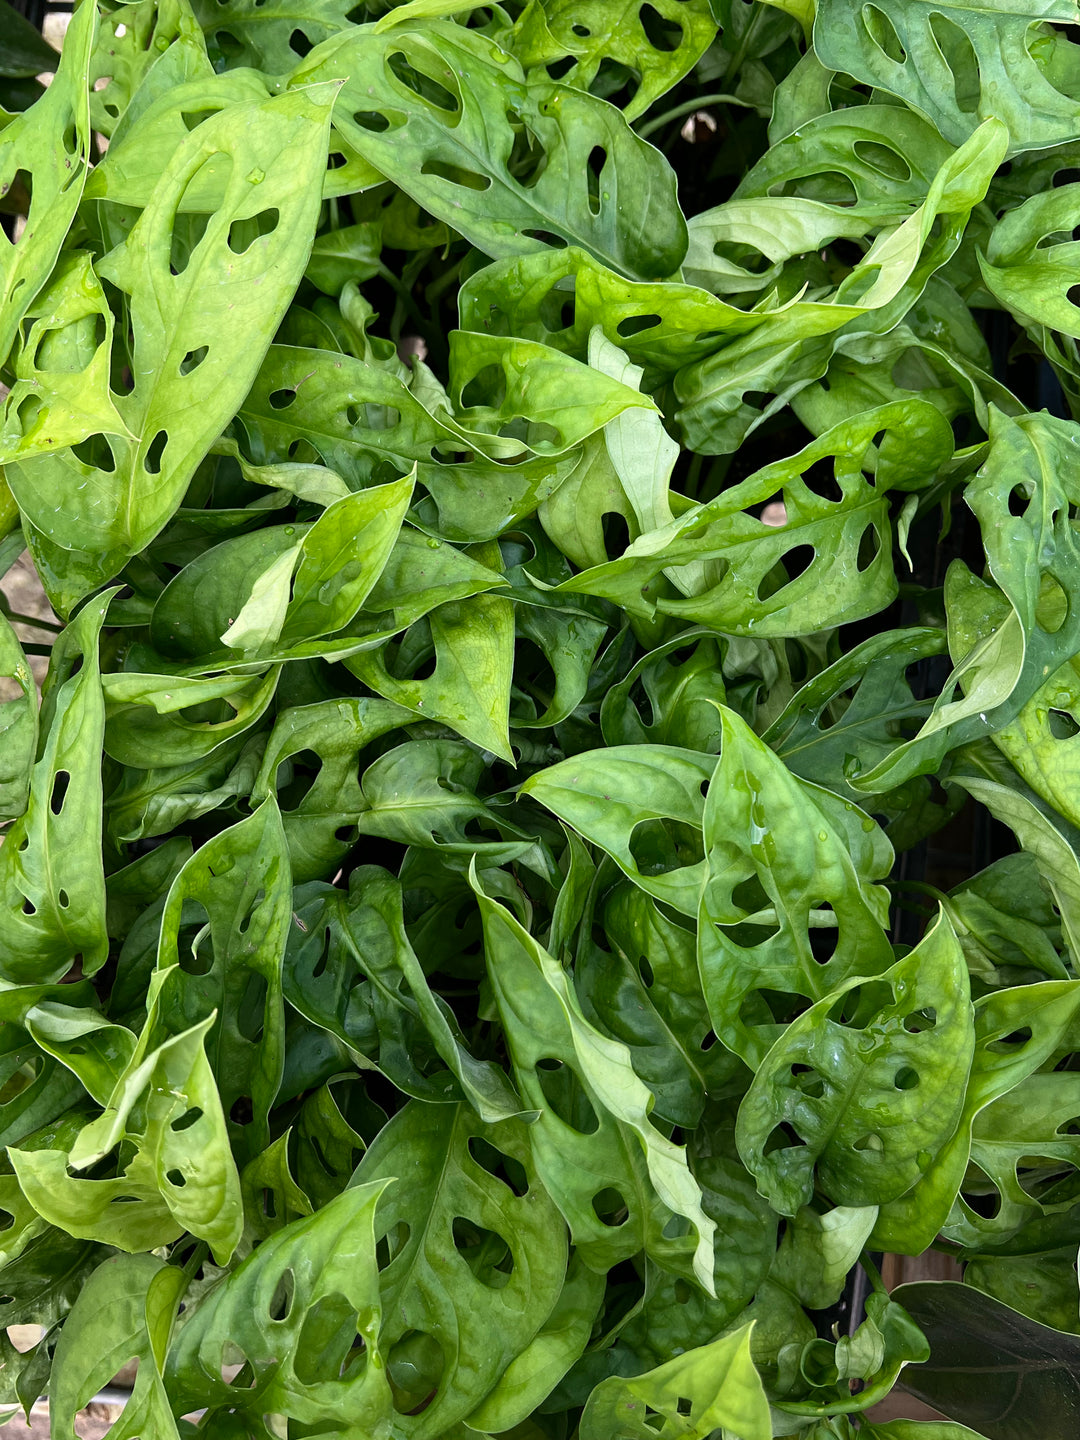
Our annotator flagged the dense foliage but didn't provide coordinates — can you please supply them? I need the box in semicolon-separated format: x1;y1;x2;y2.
3;0;1080;1434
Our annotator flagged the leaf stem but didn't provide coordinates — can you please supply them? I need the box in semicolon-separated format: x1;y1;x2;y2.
636;92;751;140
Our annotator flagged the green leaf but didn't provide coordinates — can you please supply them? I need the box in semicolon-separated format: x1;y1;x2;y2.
0;608;35;820
252;695;415;880
578;1324;772;1440
155;797;292;1157
520;744;714;916
298;21;688;279
191;0;363;73
0;0;95;370
164;1181;393;1430
48;1253;184;1440
354;1100;568;1436
871;980;1080;1254
699;707;895;1067
285;867;525;1120
559;402;953;636
508;0;718;123
736;910;975;1216
458;246;762;375
474;867;717;1290
348;577;516;761
7;82;335;583
815;0;1080;154
0;591;109;983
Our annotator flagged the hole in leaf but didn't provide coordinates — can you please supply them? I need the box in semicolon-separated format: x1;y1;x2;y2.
354;109;390;132
467;1136;529;1197
928;11;980;113
144;430;167;475
862;3;906;62
460;363;507;410
269;1269;294;1321
237;970;268;1044
376;1220;411;1269
853;140;912;181
269;388;297;410
72;434;116;471
169;204;213;276
227;208;280;255
521;228;568;249
592;1187;629;1226
387;51;460;113
853;1132;884;1152
181;109;222;132
230;1095;253;1126
857;525;881;571
289;28;314;57
451;1216;514;1288
894;1066;920;1090
765;545;815;597
180;345;208;376
171;1107;203;1132
420;159;491;191
50;769;70;816
546;55;577;80
166;1168;186;1187
639;2;683;51
639;954;654;988
628;818;704;876
535;1057;600;1134
1049;709;1080;739
21;897;35;916
294;1293;361;1385
586;145;606;215
388;1330;445;1414
790;1064;825;1099
617;313;661;338
902;1007;937;1033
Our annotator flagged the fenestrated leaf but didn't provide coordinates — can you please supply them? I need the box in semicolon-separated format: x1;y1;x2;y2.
348;579;516;761
815;0;1080;155
853;411;1080;795
0;609;35;821
557;401;953;637
6;83;335;587
871;980;1080;1255
463;1256;605;1432
0;0;94;371
458;246;763;376
284;867;525;1121
507;0;718;123
736;911;974;1216
154;797;292;1158
49;1255;184;1440
474;868;716;1290
520;743;714;916
297;20;688;280
0;591;109;984
699;707;895;1067
164;1182;394;1432
0;251;128;468
252;695;416;881
191;0;363;73
600;631;726;753
578;1324;771;1440
10;968;242;1263
353;1100;568;1437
